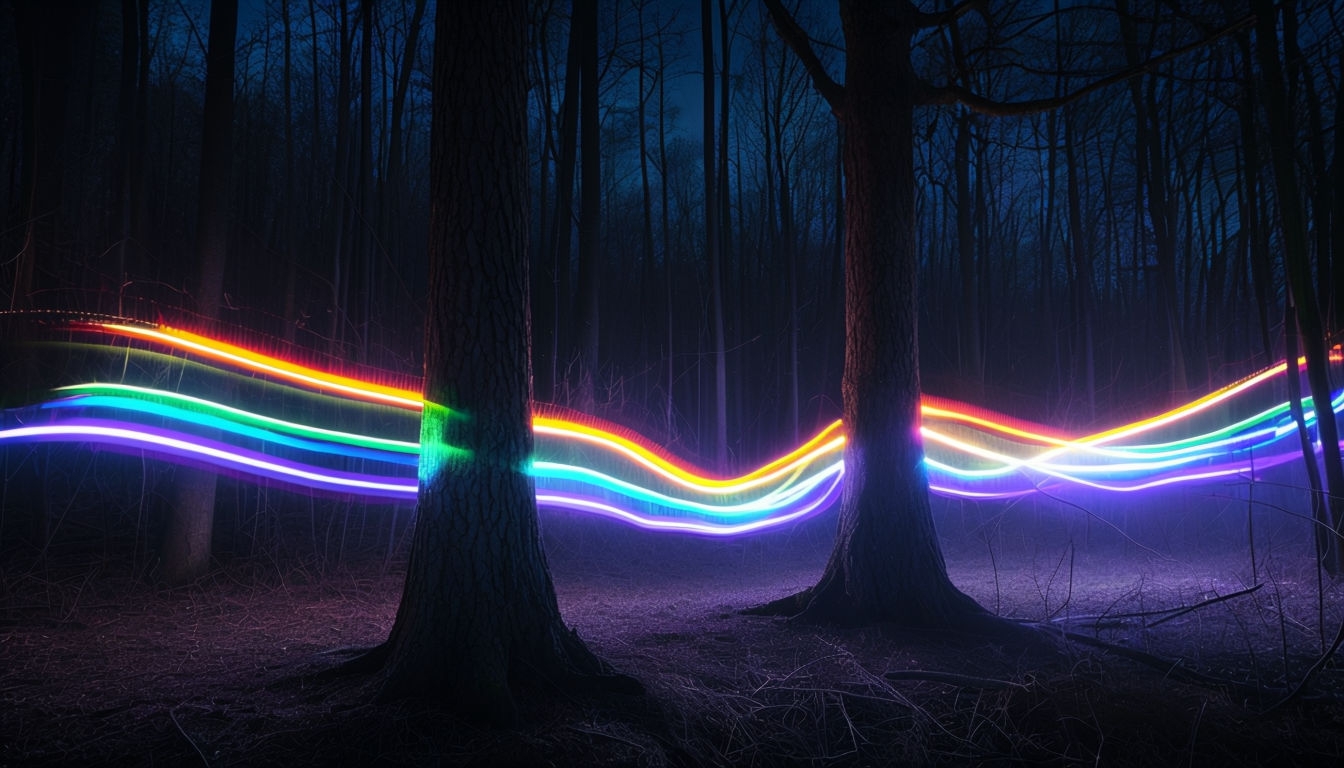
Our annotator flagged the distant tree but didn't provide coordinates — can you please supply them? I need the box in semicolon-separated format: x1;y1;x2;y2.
7;0;93;310
163;0;238;585
574;0;600;408
346;0;637;722
1248;0;1344;573
702;0;729;467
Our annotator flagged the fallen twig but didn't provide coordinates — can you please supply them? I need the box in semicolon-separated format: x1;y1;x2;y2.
169;705;210;767
1048;583;1263;629
883;669;1030;691
1146;583;1263;627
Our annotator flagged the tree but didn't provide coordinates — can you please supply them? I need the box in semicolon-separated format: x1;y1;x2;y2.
747;0;998;627
163;0;238;585
702;0;730;467
8;0;93;311
1248;0;1344;573
753;0;1248;627
346;0;636;723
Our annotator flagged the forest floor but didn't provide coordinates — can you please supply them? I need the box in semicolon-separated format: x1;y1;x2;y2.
3;507;1344;767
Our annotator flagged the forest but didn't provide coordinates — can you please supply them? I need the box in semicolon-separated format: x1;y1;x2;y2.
3;0;1344;764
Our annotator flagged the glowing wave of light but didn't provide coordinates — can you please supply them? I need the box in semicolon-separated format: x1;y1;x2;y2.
1;318;1341;534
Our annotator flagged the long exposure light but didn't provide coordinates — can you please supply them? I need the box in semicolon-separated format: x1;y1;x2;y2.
92;323;423;409
0;422;418;497
2;319;1341;534
54;382;419;452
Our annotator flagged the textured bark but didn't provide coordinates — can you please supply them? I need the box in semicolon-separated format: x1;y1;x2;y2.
368;0;634;722
752;0;988;627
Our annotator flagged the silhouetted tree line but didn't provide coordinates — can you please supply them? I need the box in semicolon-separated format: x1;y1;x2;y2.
1;0;1341;570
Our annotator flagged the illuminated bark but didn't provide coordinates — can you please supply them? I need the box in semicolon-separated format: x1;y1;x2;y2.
752;0;988;626
358;0;636;722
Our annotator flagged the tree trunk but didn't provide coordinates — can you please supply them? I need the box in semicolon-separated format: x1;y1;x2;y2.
357;0;635;723
9;0;88;310
702;0;729;468
752;0;988;627
1117;0;1186;401
657;29;674;436
357;0;375;361
163;0;237;585
280;0;297;343
1333;49;1344;336
546;0;583;403
1250;0;1344;574
1234;36;1274;362
114;0;143;292
954;110;983;385
1284;299;1335;572
636;0;656;377
328;1;352;353
573;0;600;408
1064;106;1096;420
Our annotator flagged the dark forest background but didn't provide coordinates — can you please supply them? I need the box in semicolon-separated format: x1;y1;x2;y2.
0;0;1340;536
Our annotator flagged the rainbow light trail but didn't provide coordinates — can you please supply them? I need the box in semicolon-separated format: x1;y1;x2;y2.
0;319;1340;535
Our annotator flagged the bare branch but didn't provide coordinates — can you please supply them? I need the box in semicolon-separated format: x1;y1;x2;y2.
919;12;1254;116
912;0;989;30
759;0;844;110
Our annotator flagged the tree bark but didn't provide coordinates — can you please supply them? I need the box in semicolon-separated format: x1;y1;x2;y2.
752;0;988;627
359;0;636;723
163;0;237;585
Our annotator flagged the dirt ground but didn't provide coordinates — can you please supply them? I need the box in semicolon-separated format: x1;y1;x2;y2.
3;500;1344;767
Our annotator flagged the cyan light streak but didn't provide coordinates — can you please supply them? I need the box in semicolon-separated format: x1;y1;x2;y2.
0;319;1341;534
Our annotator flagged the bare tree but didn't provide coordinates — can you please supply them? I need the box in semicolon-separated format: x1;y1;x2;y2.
752;0;1249;626
163;0;238;585
342;0;637;722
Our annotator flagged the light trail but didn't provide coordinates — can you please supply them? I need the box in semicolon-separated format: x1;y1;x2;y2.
0;319;1340;533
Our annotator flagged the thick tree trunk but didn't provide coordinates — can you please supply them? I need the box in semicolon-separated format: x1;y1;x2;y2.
362;0;634;722
752;0;987;627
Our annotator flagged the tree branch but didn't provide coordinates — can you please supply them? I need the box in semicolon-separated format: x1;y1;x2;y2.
918;12;1254;115
760;0;844;110
912;0;989;30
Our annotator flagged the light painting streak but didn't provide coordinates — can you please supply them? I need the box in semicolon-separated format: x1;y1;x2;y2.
1;318;1341;534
